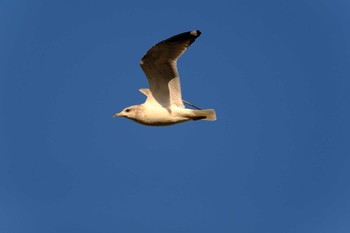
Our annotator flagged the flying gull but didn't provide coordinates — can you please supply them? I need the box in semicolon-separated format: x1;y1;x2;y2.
113;30;216;126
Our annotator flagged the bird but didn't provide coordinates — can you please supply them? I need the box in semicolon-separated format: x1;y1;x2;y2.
113;30;216;126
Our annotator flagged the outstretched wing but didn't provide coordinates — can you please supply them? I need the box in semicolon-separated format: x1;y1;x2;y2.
140;30;201;108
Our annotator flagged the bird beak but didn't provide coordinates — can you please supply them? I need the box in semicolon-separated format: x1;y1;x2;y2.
113;112;122;118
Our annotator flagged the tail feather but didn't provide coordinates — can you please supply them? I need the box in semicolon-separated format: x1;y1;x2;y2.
190;109;216;121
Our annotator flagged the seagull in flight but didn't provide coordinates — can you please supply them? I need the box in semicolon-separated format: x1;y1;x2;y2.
113;30;216;126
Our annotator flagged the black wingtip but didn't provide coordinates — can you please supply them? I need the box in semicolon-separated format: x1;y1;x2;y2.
164;30;202;45
191;30;201;37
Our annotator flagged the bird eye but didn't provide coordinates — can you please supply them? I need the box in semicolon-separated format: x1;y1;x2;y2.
125;109;131;113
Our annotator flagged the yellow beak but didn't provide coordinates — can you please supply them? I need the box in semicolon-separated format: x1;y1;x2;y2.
113;112;122;118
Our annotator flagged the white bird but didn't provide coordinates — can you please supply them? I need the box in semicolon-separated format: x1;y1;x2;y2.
113;30;216;126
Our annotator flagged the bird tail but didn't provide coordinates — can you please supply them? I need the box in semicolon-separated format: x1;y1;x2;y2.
189;109;217;121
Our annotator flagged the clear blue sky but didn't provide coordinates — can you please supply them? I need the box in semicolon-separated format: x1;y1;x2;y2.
1;0;349;232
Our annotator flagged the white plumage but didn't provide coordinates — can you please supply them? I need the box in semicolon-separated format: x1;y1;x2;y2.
113;30;216;126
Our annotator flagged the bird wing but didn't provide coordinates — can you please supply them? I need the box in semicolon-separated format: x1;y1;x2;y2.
140;30;201;108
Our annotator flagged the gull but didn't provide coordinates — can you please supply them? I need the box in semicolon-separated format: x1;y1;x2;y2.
113;30;216;126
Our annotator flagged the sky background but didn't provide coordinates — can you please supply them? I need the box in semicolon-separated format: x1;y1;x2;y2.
1;0;349;232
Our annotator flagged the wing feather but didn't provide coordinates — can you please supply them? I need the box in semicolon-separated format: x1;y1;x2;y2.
140;30;201;108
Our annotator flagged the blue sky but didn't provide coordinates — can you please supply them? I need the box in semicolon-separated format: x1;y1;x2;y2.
1;0;349;232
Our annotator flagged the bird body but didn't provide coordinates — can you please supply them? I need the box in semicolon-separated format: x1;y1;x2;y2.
114;30;216;126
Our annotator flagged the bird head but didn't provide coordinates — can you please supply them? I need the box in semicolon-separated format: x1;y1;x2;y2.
113;105;141;120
